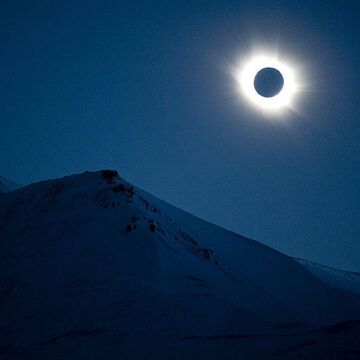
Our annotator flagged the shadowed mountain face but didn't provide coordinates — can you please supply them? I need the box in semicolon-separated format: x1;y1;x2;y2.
0;170;359;359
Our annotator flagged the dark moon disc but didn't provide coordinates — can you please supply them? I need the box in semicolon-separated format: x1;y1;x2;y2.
254;67;284;98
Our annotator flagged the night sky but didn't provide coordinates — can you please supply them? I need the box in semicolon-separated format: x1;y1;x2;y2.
1;0;360;271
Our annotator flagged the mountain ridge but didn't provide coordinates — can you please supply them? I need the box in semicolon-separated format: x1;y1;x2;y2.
0;175;23;193
0;169;359;359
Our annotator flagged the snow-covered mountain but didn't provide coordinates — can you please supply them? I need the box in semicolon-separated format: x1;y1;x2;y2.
0;175;22;193
0;170;359;359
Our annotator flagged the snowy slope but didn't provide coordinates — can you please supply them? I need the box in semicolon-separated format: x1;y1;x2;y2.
0;170;359;359
0;176;23;192
295;258;360;295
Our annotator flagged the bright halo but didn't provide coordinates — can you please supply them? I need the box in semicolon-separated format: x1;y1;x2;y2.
235;54;298;113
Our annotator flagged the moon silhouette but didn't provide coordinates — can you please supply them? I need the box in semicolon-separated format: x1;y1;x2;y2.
254;67;284;98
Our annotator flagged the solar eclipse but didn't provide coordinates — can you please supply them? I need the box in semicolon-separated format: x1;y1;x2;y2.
233;53;300;114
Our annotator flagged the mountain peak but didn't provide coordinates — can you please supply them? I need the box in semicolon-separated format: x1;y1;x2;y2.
100;169;119;180
0;170;360;358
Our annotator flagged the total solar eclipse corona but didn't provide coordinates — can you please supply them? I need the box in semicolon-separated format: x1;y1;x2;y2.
234;53;300;113
2;1;360;359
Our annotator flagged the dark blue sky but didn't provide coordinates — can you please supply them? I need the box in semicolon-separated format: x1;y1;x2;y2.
1;0;360;270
